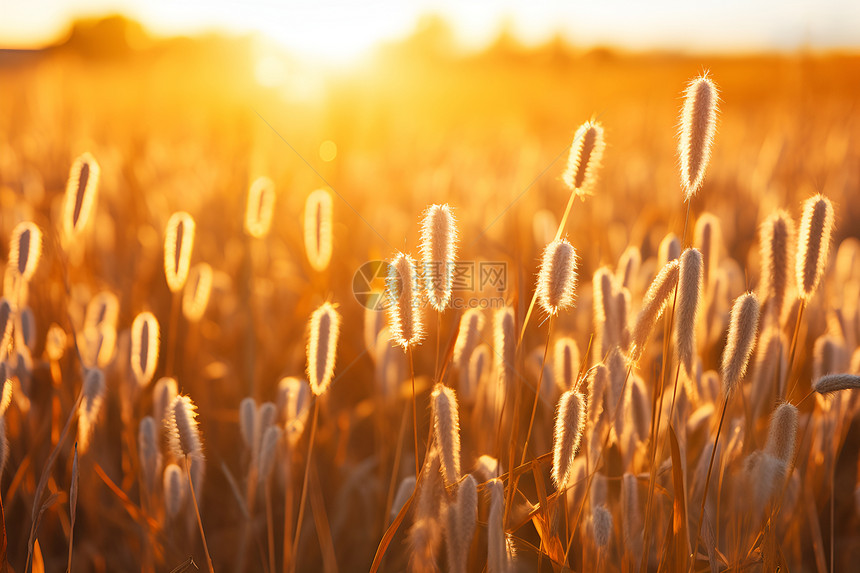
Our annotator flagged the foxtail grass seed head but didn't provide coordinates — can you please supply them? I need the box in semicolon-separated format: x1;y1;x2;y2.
474;455;501;482
466;343;490;402
796;194;834;300
432;383;461;487
63;152;100;239
616;246;641;290
281;378;311;448
386;253;424;349
77;368;106;453
678;74;719;200
391;476;416;520
0;416;8;479
306;302;341;395
551;389;586;490
153;376;178;424
139;416;161;491
764;402;798;463
19;306;35;351
0;299;11;359
587;363;609;425
163;211;196;293
9;222;42;281
721;293;761;396
453;309;485;369
813;374;860;395
759;210;794;318
85;292;119;331
167;394;202;459
163;463;186;518
537;239;578;316
410;448;444;572
592;504;613;548
562;120;605;199
182;263;213;322
239;397;257;450
46;323;67;362
444;475;478;573
632;259;680;357
486;478;508;573
257;425;282;483
658;233;681;268
131;312;160;387
304;189;333;272
675;248;703;375
0;365;11;417
622;473;643;554
420;203;458;311
554;337;580;392
694;213;720;289
493;307;515;388
244;176;276;238
253;402;277;461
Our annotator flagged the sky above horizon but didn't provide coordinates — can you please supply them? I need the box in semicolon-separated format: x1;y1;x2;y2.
3;0;860;61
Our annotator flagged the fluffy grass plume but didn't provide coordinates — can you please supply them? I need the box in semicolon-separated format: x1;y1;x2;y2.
813;373;860;395
279;377;311;447
453;309;484;369
759;210;794;319
84;292;119;331
138;416;161;491
537;238;578;316
410;447;444;573
750;327;788;417
694;213;721;290
551;389;585;489
562;120;605;198
444;474;478;573
631;259;680;357
131;311;160;387
163;463;186;518
431;383;461;487
721;292;761;395
153;376;178;423
553;337;580;392
658;233;681;268
764;402;798;463
616;246;641;290
306;302;341;395
493;307;516;388
304;189;333;272
62;152;100;239
239;397;256;450
244;176;276;239
420;203;458;311
678;73;719;200
257;425;283;482
796;194;834;300
77;368;106;453
182;262;213;322
486;478;508;573
592;504;613;548
466;344;490;401
166;394;202;459
675;248;703;375
386;253;424;348
164;211;196;293
9;222;42;281
593;267;620;357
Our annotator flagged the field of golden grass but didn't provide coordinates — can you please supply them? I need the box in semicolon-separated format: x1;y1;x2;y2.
0;19;859;572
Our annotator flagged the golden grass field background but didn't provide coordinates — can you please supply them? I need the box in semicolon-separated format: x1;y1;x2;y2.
0;15;859;572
